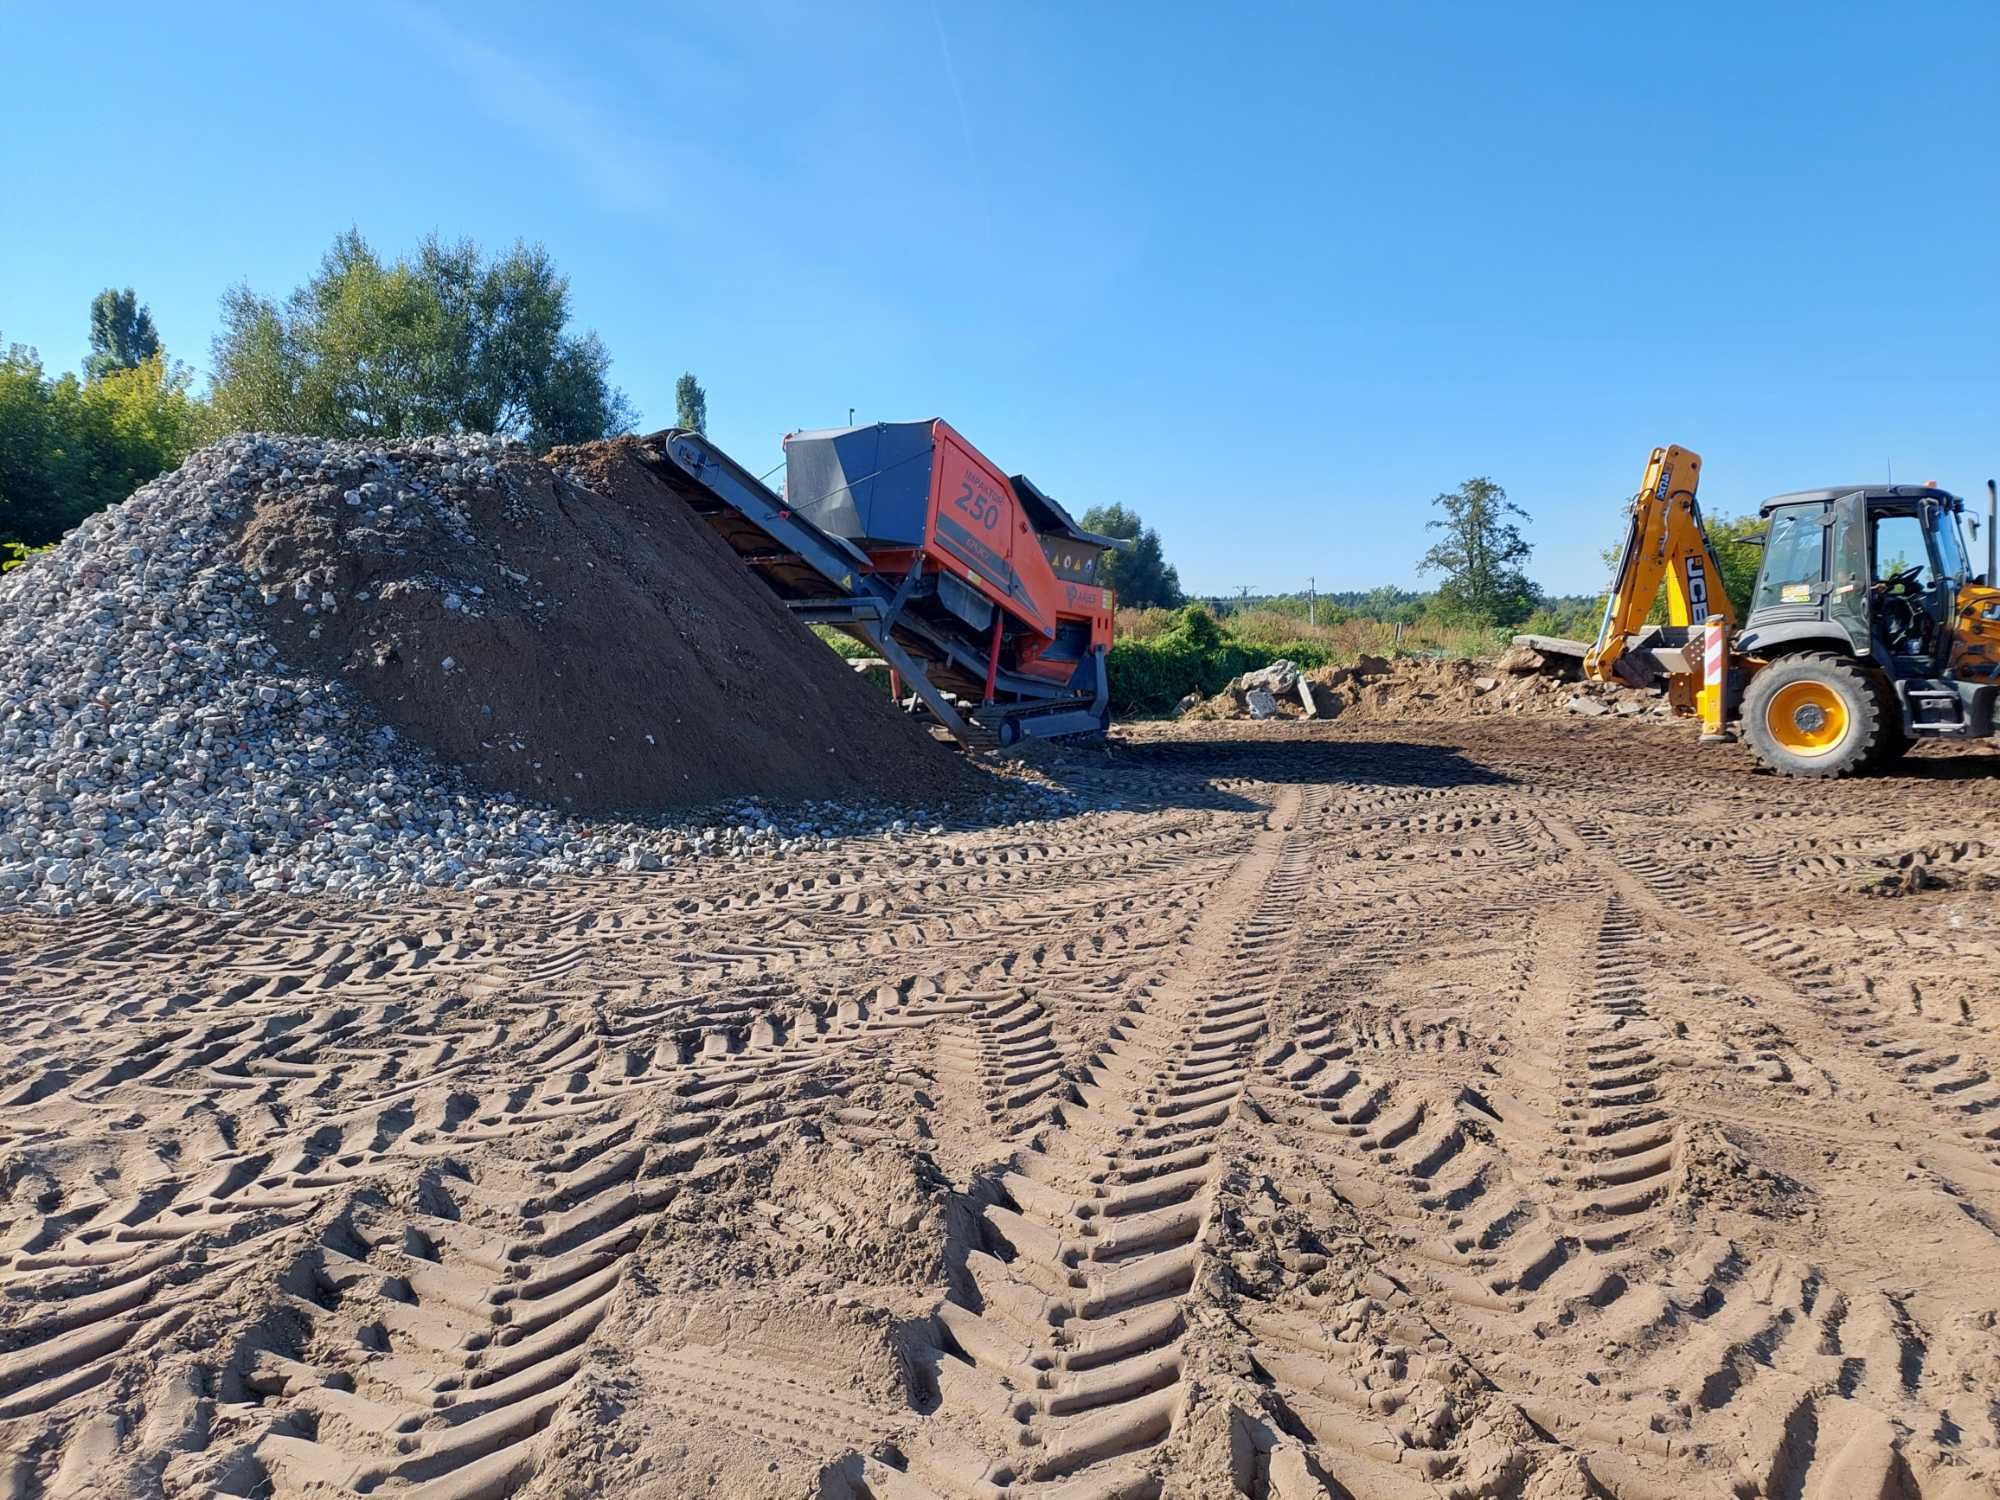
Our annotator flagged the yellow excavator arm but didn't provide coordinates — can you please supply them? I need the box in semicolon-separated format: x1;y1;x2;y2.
1585;445;1736;687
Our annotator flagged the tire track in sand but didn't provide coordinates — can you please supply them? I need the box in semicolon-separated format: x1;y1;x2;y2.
904;785;1318;1499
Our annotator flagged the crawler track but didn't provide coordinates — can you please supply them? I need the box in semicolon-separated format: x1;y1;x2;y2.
3;718;1998;1498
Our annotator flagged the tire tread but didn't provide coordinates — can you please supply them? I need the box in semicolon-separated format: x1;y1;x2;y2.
1741;652;1884;779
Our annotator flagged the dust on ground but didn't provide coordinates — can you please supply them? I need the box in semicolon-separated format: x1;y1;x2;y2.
4;715;2000;1499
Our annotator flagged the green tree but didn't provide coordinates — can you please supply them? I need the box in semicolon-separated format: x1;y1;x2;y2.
210;229;635;447
1706;513;1767;618
675;372;707;434
1080;502;1184;609
1596;510;1765;625
84;288;162;382
0;342;211;547
0;344;58;541
63;355;212;516
1416;477;1538;624
1359;583;1424;624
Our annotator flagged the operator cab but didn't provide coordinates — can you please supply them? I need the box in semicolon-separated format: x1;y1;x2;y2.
1866;496;1973;665
1740;483;1976;670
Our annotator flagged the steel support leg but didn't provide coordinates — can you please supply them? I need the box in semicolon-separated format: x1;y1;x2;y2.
858;626;973;741
984;616;1003;703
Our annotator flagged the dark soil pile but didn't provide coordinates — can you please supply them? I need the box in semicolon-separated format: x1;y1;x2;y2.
238;436;971;817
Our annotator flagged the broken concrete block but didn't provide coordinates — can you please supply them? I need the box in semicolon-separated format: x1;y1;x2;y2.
1239;660;1300;696
1246;688;1278;720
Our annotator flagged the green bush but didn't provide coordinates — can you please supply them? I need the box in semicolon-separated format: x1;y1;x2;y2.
1593;512;1764;628
1107;604;1337;716
2;539;53;573
810;623;871;659
0;345;212;546
1521;601;1601;639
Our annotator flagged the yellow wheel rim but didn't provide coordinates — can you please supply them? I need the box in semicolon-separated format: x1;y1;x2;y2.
1765;680;1850;755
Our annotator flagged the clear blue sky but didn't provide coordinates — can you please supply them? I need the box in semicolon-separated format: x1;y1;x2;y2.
5;2;1996;595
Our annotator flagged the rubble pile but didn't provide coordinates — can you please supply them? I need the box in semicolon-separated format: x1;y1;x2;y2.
1178;639;1673;725
0;434;1011;914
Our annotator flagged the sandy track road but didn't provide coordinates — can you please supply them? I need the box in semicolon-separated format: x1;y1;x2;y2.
2;718;1998;1498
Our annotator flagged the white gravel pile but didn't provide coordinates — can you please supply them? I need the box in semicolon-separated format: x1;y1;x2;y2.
0;434;1058;915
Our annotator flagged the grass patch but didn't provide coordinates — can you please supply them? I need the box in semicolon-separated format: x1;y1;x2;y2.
1108;605;1508;716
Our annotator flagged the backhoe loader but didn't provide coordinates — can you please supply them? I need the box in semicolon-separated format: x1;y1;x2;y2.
1586;446;2000;776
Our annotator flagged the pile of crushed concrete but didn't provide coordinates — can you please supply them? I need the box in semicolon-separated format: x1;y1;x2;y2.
0;434;1004;913
1179;638;1673;725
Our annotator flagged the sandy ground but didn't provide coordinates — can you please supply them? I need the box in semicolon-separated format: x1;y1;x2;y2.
3;716;1999;1499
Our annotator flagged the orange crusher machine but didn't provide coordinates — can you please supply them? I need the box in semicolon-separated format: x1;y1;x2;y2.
636;420;1132;746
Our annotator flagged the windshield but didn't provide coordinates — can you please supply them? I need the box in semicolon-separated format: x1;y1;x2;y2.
1755;506;1827;609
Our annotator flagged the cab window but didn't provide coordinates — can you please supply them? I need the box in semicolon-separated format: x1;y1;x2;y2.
1754;507;1827;609
1871;513;1931;585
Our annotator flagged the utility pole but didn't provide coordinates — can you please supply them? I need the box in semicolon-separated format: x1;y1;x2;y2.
1308;576;1316;628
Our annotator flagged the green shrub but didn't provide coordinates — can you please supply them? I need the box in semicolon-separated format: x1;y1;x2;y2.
1113;604;1179;643
1521;602;1601;640
2;539;52;573
0;345;212;547
1106;604;1340;716
810;623;871;659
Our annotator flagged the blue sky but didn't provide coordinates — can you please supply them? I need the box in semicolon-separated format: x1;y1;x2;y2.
4;2;1996;595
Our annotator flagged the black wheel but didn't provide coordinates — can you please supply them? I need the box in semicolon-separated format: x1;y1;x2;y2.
1740;653;1884;778
997;719;1021;748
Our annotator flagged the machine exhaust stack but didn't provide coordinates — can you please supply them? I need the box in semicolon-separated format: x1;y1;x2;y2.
1988;478;1997;583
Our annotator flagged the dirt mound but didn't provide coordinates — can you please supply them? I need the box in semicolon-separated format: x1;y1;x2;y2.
244;435;968;817
1;433;998;911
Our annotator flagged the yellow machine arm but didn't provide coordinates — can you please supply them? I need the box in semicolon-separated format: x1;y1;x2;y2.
1585;445;1736;687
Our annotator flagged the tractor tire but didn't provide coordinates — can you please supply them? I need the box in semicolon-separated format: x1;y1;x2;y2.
1741;653;1883;778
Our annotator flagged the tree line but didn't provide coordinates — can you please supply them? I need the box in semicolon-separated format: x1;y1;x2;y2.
1102;479;1559;623
2;230;712;551
1114;474;1766;633
4;233;1754;630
